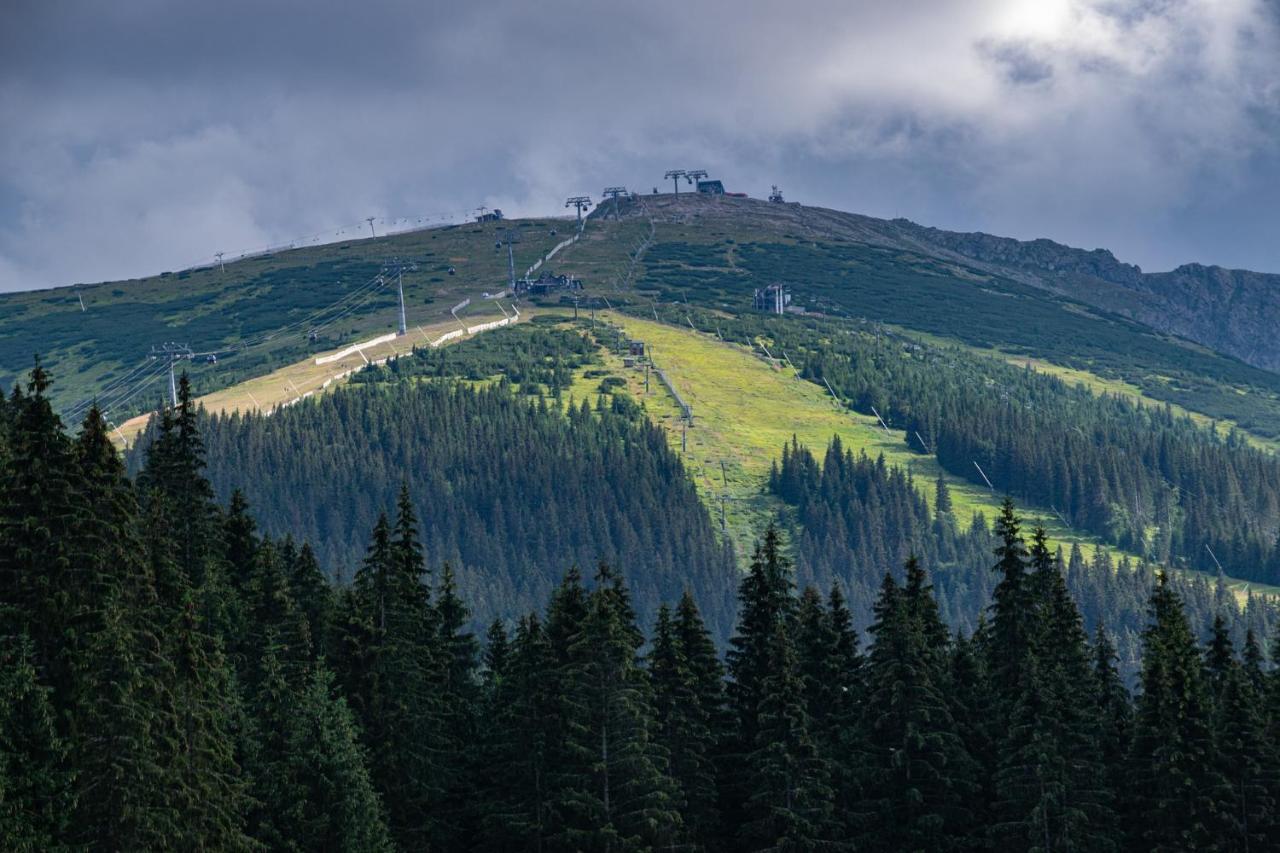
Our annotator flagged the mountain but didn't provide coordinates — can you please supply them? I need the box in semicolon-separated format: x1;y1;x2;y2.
896;221;1280;373
6;191;1280;437
8;190;1280;850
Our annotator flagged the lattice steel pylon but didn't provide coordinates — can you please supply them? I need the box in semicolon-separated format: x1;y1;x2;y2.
565;196;592;224
602;187;628;220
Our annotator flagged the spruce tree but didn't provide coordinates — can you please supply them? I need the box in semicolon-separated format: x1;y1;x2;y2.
339;502;442;849
0;363;80;712
244;538;313;689
934;473;953;518
856;569;972;850
166;586;255;850
739;618;837;851
0;633;72;851
136;374;224;598
434;561;479;850
945;631;996;847
988;498;1032;705
651;602;720;849
1205;613;1236;697
64;406;189;848
1091;625;1130;798
1214;659;1276;849
992;527;1116;850
794;586;842;744
674;589;730;848
472;618;527;853
489;612;559;850
1126;575;1232;849
725;524;796;832
551;564;684;851
287;667;394;852
288;540;334;658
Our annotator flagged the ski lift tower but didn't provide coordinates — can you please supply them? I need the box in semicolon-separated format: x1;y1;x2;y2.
499;228;521;292
150;342;194;407
664;170;686;195
565;196;592;225
602;187;628;220
686;169;708;188
383;258;419;336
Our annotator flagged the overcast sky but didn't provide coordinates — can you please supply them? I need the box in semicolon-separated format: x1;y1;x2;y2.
2;0;1278;292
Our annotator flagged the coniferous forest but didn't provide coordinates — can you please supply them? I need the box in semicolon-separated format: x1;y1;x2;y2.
7;365;1280;851
677;307;1280;585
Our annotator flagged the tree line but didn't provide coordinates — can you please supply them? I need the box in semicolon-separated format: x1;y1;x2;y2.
771;435;1278;681
127;363;739;641
7;365;1280;850
689;307;1280;585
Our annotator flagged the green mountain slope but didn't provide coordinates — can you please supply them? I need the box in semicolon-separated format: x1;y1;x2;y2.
10;190;1280;597
557;194;1280;440
0;219;568;417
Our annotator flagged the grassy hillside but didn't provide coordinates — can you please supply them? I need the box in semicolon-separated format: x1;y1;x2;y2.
0;219;569;418
559;195;1280;442
596;313;1082;547
10;191;1280;444
599;313;1279;598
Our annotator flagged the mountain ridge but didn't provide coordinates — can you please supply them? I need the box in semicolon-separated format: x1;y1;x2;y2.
595;192;1280;372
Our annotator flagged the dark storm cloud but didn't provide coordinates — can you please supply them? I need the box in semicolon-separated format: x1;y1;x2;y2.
2;0;1278;291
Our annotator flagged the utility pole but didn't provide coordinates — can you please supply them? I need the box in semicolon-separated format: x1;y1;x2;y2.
664;170;686;195
366;217;377;238
215;251;225;273
565;196;592;225
150;342;194;407
602;187;627;220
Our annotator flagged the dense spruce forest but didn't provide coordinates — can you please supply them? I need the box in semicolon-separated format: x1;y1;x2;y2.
770;436;1277;677
667;305;1280;585
124;325;738;639
124;319;1278;672
7;364;1280;851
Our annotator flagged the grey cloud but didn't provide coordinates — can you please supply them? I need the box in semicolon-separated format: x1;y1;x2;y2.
1;0;1278;291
